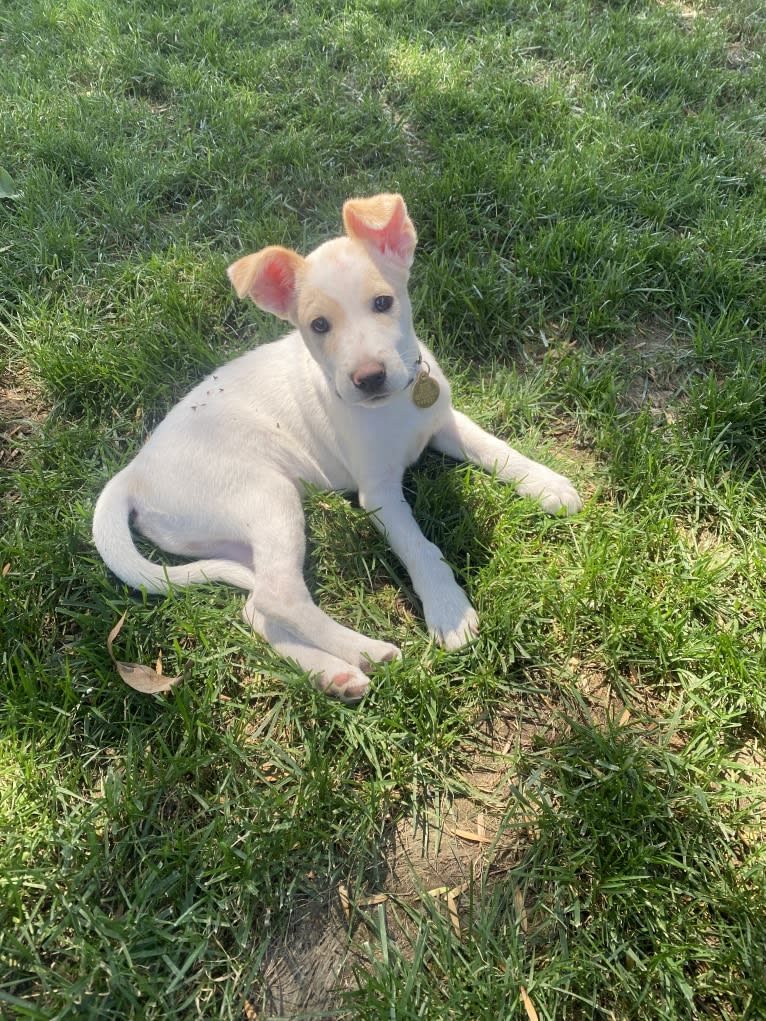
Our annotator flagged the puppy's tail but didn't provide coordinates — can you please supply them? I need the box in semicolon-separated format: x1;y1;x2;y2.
92;471;256;594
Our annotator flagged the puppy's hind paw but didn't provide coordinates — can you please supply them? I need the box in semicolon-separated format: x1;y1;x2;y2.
358;640;401;675
318;666;371;704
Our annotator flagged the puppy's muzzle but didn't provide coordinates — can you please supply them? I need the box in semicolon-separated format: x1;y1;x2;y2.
351;361;387;395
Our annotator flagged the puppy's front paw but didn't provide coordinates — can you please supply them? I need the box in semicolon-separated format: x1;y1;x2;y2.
518;469;582;516
425;590;479;651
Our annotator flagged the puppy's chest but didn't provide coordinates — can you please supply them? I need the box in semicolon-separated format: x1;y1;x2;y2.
341;402;436;480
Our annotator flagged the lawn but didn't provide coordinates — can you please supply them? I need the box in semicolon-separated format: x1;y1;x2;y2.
2;0;766;1017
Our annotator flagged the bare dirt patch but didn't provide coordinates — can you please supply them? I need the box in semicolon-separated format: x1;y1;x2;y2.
1;362;48;471
250;707;560;1019
246;668;746;1019
251;682;677;1019
658;0;702;23
256;829;505;1018
616;319;695;419
256;897;357;1019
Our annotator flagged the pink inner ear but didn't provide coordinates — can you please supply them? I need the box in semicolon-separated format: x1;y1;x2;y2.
347;201;416;263
256;254;297;317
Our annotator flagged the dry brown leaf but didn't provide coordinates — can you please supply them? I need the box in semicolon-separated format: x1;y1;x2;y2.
520;985;539;1021
446;893;460;935
514;887;529;933
448;881;471;898
262;762;283;784
336;883;388;915
107;613;181;694
358;893;389;907
2;563;10;577
338;883;351;921
445;827;494;845
242;998;259;1021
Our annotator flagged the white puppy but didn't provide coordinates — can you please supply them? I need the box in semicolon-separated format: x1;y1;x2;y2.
93;194;581;702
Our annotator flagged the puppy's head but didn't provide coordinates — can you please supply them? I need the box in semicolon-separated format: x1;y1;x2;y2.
228;194;421;407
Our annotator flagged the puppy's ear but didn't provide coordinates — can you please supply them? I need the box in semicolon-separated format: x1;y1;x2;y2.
342;193;417;269
227;246;304;321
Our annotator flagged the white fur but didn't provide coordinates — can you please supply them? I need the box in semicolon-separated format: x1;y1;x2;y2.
93;195;581;703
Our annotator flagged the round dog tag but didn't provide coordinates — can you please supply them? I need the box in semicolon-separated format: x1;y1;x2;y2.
412;370;440;409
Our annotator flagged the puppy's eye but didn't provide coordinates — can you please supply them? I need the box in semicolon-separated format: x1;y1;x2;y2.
373;295;394;313
311;316;331;334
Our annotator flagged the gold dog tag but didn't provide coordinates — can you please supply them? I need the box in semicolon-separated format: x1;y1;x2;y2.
412;368;440;409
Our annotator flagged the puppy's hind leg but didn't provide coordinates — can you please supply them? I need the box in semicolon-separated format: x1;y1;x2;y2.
244;602;373;704
243;476;400;684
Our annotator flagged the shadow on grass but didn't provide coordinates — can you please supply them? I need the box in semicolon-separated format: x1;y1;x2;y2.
316;716;766;1020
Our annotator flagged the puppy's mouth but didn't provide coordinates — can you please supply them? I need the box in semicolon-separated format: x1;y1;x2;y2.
356;373;417;406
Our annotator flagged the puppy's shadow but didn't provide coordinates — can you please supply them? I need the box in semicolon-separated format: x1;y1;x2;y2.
302;452;502;617
403;452;503;577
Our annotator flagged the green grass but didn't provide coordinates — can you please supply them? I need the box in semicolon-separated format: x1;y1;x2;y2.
2;0;766;1017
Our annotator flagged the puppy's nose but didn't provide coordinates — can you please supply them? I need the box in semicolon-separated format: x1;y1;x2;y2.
351;362;387;393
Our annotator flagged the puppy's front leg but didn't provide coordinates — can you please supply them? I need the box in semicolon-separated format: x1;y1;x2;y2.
358;481;479;650
431;410;582;515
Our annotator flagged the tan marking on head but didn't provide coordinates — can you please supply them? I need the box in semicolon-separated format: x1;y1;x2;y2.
303;237;401;310
295;289;347;354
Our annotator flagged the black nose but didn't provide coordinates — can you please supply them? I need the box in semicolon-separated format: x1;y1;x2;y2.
352;362;387;393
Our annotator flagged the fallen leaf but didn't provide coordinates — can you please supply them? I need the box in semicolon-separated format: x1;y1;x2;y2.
445;827;493;845
0;166;21;200
448;881;471;898
242;998;259;1020
446;893;460;935
520;985;539;1021
107;613;181;693
262;762;283;783
514;887;529;933
2;563;10;577
358;893;389;907
338;883;351;921
112;660;181;694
